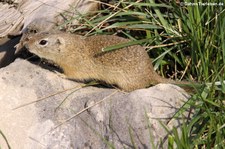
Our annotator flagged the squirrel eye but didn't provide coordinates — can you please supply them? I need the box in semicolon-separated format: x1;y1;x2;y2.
39;40;48;45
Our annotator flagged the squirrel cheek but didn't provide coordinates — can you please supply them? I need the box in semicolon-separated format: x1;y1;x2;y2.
57;49;61;53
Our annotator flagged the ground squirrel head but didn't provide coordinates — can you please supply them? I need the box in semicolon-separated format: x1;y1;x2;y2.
24;33;66;62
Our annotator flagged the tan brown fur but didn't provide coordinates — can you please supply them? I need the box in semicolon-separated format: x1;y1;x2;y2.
24;33;187;91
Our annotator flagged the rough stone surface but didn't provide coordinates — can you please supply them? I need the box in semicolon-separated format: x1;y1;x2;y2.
0;0;98;37
0;3;23;37
0;59;190;149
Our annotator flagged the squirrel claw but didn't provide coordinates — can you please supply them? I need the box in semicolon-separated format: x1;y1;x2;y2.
54;71;67;79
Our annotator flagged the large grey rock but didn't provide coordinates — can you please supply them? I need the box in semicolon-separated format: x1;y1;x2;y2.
0;0;98;37
0;59;190;149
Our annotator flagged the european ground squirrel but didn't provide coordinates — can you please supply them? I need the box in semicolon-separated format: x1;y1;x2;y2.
24;33;190;91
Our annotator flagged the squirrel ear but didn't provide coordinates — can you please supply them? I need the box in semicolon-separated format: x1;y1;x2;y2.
56;37;64;45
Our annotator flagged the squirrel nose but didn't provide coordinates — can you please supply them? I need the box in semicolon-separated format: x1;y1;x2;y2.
14;35;32;54
24;42;29;49
23;37;33;49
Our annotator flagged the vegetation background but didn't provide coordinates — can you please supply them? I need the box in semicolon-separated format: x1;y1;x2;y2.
60;0;225;148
